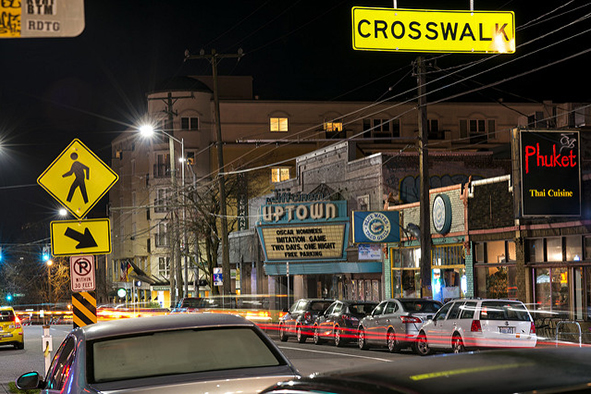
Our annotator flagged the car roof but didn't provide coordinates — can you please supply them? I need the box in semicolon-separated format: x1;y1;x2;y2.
0;306;15;311
78;313;257;341
267;347;591;393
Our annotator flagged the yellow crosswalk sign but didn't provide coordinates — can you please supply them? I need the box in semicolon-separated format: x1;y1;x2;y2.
38;139;118;219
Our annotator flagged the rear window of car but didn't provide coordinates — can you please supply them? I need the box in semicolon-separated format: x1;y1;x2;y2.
399;300;442;313
480;301;532;321
310;301;333;312
0;310;15;322
349;303;377;315
89;327;283;383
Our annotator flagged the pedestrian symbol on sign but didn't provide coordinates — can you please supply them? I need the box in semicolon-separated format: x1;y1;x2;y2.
63;152;90;204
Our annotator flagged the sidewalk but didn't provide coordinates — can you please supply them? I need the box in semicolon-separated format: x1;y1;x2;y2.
0;382;11;393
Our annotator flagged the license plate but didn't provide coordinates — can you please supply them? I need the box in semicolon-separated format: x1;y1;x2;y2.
1;333;12;338
499;326;515;334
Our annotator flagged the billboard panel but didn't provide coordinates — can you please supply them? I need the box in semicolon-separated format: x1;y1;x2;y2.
520;130;581;216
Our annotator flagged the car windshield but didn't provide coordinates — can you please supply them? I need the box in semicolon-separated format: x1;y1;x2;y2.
179;298;207;308
90;327;282;383
399;300;441;313
0;310;15;322
480;301;531;321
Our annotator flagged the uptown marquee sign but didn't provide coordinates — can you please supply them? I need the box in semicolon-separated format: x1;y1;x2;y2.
520;130;581;217
352;7;515;54
257;200;349;262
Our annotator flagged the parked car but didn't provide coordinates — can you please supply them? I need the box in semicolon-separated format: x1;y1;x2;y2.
313;300;378;347
415;298;537;356
16;313;300;393
0;306;24;349
357;298;442;353
279;298;335;343
261;347;591;394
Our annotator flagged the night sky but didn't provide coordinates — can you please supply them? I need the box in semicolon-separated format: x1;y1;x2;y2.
0;0;589;242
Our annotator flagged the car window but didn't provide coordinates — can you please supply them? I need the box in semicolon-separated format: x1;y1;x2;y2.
480;301;532;321
324;304;336;315
332;303;343;314
350;303;377;315
460;301;478;319
447;301;464;320
294;300;306;312
0;310;15;322
311;301;333;312
385;302;398;314
433;302;452;321
372;301;387;316
90;327;283;383
46;337;76;390
399;300;442;313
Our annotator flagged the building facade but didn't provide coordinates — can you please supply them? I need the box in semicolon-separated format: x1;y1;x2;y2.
107;74;589;308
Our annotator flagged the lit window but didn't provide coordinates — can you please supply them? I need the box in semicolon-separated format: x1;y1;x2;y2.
270;117;288;132
324;122;343;132
271;168;290;183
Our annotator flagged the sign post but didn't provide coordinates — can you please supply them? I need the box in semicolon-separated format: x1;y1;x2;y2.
38;139;118;329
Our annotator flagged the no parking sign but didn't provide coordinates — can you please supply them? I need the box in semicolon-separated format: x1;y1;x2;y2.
70;255;95;292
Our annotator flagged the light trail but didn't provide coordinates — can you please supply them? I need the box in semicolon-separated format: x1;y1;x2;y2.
278;346;394;362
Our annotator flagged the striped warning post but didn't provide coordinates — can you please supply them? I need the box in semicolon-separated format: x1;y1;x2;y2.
72;291;97;328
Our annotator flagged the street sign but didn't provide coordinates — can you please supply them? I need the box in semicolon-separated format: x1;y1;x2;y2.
0;0;85;38
70;255;95;292
214;267;223;286
352;7;515;54
38;139;119;219
51;218;111;256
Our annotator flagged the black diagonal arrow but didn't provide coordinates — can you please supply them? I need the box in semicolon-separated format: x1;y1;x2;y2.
64;227;98;249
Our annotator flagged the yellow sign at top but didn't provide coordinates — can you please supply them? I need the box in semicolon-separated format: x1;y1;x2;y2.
352;7;515;54
38;139;119;219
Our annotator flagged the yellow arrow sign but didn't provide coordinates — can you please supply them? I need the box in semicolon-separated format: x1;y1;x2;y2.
38;139;119;219
51;219;112;256
352;7;515;54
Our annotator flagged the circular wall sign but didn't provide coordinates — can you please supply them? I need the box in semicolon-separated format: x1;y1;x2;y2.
432;194;452;234
362;212;392;242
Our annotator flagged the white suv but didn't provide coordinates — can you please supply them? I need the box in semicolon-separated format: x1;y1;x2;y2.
415;298;537;355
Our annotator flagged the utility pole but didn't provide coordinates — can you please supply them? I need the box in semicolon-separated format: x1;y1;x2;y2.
147;91;192;307
185;48;243;296
417;56;432;299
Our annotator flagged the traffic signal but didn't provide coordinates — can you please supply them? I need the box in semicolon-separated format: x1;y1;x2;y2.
5;294;12;302
42;246;50;262
0;246;3;262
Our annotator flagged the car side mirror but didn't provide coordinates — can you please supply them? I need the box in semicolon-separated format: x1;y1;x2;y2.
16;372;44;390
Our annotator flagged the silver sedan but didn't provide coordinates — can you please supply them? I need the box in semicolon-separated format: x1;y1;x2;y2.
357;298;442;353
16;313;300;393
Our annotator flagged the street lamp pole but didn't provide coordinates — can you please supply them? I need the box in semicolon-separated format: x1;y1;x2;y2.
140;124;186;306
46;260;53;307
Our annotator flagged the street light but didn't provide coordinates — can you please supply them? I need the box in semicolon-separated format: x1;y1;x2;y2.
139;123;187;306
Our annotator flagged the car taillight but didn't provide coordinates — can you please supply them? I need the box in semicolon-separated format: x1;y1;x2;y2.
15;316;21;328
303;312;311;321
471;320;482;332
530;322;536;334
400;316;422;324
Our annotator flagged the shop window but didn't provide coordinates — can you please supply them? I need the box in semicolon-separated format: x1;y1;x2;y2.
547;238;563;262
357;195;369;211
534;267;569;313
526;239;544;262
270;117;288;132
476;266;517;300
566;236;583;262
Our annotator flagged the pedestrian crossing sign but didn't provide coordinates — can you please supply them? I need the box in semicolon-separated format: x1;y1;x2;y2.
38;139;119;219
